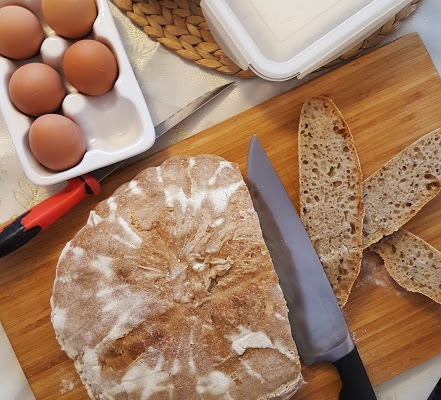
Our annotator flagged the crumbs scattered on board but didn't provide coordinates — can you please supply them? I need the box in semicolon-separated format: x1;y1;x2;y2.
351;330;358;344
60;378;75;395
355;249;403;295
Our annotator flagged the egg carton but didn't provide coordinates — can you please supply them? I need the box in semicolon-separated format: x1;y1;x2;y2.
0;0;155;186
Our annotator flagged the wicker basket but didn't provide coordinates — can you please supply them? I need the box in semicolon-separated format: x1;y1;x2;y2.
111;0;422;78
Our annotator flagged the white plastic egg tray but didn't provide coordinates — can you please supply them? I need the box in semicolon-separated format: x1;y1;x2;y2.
0;0;155;186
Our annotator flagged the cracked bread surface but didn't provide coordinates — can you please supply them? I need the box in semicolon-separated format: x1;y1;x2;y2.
51;154;304;399
298;97;364;307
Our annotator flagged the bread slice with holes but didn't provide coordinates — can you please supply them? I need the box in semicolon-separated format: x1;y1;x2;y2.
371;228;441;304
362;127;441;249
298;96;364;307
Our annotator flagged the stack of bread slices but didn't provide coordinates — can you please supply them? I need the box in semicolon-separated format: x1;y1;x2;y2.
298;96;441;307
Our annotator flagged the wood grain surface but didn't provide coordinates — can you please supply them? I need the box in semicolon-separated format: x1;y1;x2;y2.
1;33;441;399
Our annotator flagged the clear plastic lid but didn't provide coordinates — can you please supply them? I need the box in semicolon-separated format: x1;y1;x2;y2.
224;0;376;63
202;0;411;80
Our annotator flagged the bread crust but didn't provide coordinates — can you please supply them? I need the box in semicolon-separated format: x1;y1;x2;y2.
51;154;304;399
298;96;364;307
371;228;441;304
362;128;441;249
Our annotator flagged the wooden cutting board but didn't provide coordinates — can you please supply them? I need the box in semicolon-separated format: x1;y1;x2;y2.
1;33;441;399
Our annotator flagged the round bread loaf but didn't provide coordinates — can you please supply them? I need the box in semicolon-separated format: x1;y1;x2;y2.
51;154;304;399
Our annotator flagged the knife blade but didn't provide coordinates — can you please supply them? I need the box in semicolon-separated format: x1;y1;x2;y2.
0;82;235;258
246;135;376;400
154;82;234;138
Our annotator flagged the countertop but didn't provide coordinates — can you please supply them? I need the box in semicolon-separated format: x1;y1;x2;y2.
0;0;440;398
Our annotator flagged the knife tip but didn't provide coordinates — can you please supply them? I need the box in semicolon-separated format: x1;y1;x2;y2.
222;81;236;90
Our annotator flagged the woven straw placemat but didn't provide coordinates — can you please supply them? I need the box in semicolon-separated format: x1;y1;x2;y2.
112;0;422;78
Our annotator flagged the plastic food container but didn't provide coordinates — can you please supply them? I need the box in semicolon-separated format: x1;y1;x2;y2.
0;0;155;186
201;0;414;81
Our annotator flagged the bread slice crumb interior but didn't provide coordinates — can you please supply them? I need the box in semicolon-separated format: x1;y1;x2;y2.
298;96;364;307
371;228;441;304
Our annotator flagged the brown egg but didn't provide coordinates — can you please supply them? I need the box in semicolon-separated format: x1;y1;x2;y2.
0;5;45;60
8;63;66;117
29;114;86;171
63;40;118;96
41;0;97;39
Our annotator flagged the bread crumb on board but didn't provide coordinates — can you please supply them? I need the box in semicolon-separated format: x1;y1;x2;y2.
60;378;75;395
356;250;390;289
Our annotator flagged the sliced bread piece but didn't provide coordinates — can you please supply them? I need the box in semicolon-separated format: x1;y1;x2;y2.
371;228;441;304
363;127;441;249
298;96;364;307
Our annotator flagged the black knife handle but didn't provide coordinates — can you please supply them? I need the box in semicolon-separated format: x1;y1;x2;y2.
428;378;441;400
333;346;377;400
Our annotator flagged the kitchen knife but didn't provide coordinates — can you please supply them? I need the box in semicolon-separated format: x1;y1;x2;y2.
0;81;235;258
246;135;377;400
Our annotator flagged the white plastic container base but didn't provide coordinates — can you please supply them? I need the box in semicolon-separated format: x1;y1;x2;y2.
0;0;155;186
201;0;413;81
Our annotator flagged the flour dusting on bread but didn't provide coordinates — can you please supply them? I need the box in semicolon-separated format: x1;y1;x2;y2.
51;154;304;399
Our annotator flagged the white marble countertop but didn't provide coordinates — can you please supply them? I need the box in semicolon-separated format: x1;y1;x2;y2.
1;0;440;398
